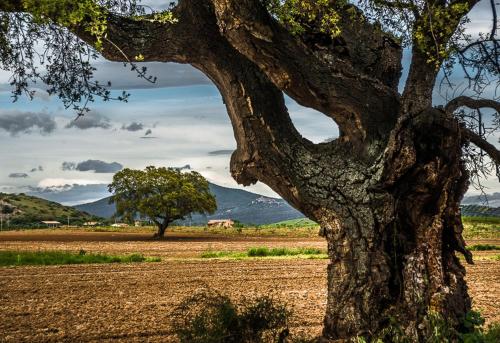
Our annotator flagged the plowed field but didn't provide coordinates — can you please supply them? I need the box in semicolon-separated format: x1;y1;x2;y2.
0;230;498;342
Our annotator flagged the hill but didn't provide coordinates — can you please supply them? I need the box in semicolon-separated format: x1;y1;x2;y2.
461;204;500;217
462;193;500;207
0;193;99;228
75;183;305;225
74;197;114;218
74;184;500;225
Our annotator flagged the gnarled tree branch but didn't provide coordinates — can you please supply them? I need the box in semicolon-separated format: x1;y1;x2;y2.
445;96;500;114
212;0;401;142
0;0;197;64
461;126;500;166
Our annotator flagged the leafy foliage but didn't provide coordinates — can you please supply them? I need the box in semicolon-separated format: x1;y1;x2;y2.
354;311;500;343
0;0;175;114
108;166;216;234
265;0;347;38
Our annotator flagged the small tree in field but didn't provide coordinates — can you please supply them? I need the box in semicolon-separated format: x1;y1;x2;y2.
108;166;216;238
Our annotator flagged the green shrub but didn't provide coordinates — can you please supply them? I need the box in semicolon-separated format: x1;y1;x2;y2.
460;311;500;343
354;311;500;343
172;290;294;343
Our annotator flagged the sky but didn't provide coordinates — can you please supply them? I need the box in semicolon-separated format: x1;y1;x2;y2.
0;0;499;205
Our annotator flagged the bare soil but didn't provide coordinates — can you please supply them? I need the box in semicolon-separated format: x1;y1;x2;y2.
0;230;498;342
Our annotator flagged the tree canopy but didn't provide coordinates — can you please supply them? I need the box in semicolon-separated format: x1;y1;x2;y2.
108;166;216;237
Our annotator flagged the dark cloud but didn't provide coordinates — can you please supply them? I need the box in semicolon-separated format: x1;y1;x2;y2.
30;166;44;173
174;164;191;171
122;122;144;132
61;162;76;171
9;173;29;178
0;111;57;136
76;160;123;173
92;62;211;90
61;160;122;173
65;112;111;130
140;129;156;138
208;150;234;156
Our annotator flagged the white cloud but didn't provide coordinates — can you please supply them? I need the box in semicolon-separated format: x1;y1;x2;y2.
37;178;109;188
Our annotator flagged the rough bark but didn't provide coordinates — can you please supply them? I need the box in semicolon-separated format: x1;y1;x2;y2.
3;0;499;341
156;224;167;238
212;0;401;143
154;221;169;239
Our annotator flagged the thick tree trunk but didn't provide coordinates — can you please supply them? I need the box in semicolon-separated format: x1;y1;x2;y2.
313;110;472;341
191;16;474;337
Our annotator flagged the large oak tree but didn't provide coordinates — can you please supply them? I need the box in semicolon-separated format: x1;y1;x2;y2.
109;166;217;238
1;0;499;340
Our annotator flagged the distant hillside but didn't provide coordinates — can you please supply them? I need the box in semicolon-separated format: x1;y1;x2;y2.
74;197;114;218
461;204;500;217
462;193;500;207
0;193;99;227
75;183;305;225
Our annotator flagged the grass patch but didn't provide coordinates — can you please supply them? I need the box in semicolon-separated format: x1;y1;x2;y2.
467;244;500;251
201;246;327;259
200;250;246;259
85;226;156;233
170;225;321;238
0;250;161;266
247;246;322;256
462;220;500;240
260;218;319;229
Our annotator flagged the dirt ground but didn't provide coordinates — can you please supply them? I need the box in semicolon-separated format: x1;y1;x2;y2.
0;230;498;342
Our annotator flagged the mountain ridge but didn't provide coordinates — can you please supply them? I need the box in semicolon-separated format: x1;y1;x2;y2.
74;182;305;225
75;185;500;224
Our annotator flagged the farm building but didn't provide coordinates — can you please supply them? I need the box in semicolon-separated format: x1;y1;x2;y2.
111;223;129;228
207;219;234;228
83;222;101;226
41;221;61;228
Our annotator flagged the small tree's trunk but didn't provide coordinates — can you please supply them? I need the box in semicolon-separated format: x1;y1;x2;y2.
157;225;166;238
155;222;169;239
